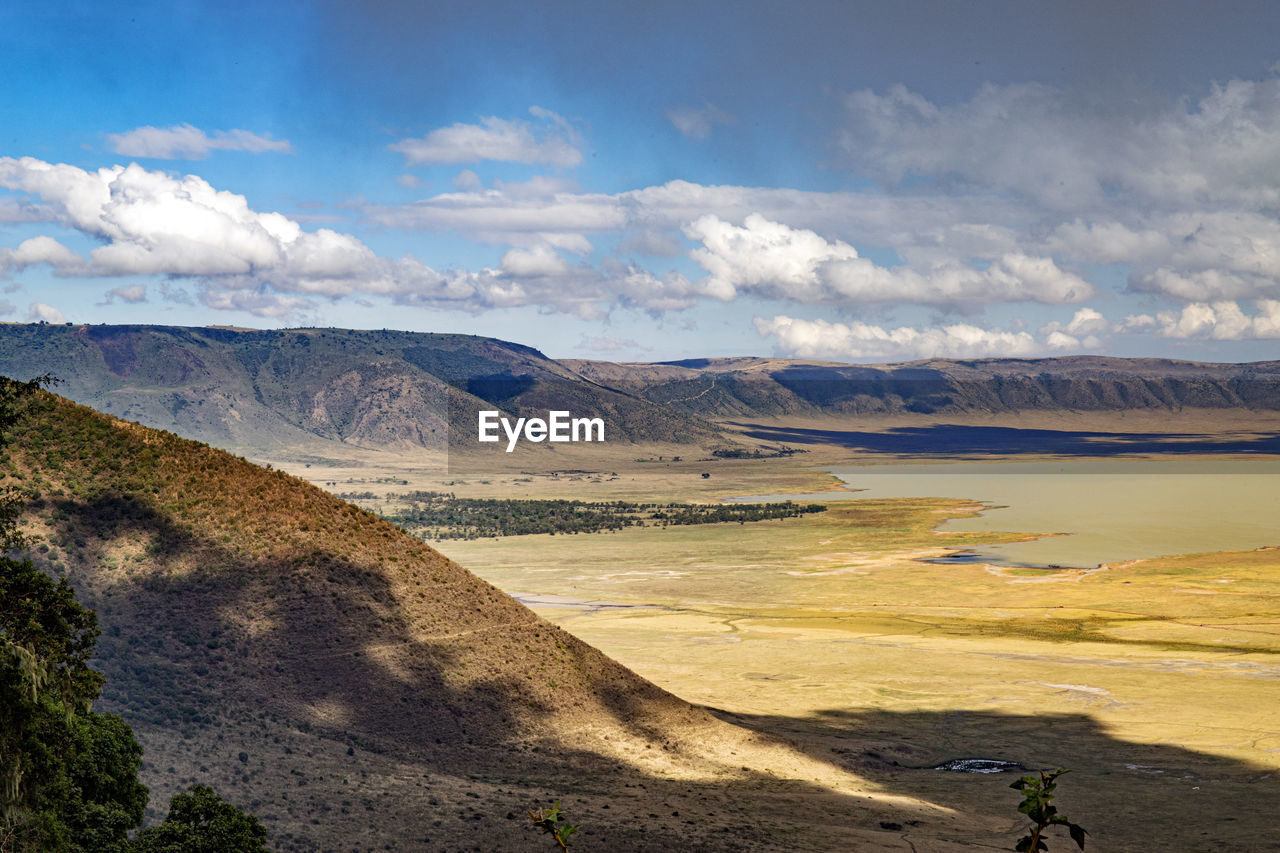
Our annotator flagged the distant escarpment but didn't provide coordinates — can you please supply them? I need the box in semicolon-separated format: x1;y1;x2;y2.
0;324;725;454
3;325;1278;464
564;355;1280;418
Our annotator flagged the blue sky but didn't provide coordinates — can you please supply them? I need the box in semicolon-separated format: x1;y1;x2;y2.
5;1;1280;363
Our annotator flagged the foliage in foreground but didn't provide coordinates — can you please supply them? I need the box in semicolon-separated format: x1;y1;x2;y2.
1011;769;1087;852
527;800;578;851
0;377;265;852
133;785;268;853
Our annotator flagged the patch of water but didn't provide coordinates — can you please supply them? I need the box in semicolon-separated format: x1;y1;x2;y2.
736;459;1280;569
933;758;1026;773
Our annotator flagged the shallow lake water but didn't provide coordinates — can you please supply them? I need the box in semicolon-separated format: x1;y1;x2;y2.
738;459;1280;568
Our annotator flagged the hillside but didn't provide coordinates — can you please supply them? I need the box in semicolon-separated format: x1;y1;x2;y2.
5;391;949;851
564;354;1280;418
0;324;726;457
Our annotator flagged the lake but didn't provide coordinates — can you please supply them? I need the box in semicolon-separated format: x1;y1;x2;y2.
740;459;1280;568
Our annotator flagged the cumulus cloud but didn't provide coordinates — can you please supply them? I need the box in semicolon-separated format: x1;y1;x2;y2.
389;107;582;167
500;245;572;277
667;102;736;140
104;284;147;304
0;236;83;273
0;156;395;292
364;178;1028;265
365;184;1094;311
1047;301;1280;342
1152;300;1280;340
755;314;1042;361
27;302;66;323
0;156;682;318
686;214;1092;305
685;214;859;300
105;124;292;159
1116;313;1157;333
1036;307;1111;350
0;198;52;223
199;288;313;318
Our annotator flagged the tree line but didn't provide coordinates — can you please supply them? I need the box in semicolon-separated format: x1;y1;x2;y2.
355;491;827;540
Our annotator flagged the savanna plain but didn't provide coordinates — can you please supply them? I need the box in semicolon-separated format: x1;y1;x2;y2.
282;422;1280;852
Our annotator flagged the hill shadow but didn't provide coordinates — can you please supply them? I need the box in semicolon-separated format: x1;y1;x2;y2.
36;490;864;849
727;421;1280;456
711;705;1280;852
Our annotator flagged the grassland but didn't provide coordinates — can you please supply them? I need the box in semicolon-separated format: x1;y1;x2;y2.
326;448;1280;851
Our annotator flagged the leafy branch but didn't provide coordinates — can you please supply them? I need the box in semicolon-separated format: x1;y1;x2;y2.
527;800;578;851
1011;768;1087;851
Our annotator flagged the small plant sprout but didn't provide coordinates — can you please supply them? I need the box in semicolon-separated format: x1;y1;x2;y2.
527;799;579;850
1010;768;1087;851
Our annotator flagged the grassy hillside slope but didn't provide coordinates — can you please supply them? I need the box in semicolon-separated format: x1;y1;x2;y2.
5;392;952;852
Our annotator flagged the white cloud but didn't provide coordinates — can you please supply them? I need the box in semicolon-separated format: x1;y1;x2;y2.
1045;220;1172;266
1117;313;1157;333
686;214;1092;305
105;284;147;304
754;314;1042;361
667;103;736;140
1039;307;1111;338
27;302;66;323
0;198;52;223
0;236;83;273
198;288;313;318
363;178;1028;264
685;213;859;301
0;157;634;318
389;107;582;167
363;179;1091;306
1132;268;1280;303
0;301;14;315
0;157;382;293
1153;300;1280;340
500;245;572;277
105;124;292;159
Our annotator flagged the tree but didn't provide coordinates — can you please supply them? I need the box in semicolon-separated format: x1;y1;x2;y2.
0;377;267;852
1;376;147;852
132;786;268;853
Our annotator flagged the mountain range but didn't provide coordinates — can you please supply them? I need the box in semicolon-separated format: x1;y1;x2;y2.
2;324;1279;461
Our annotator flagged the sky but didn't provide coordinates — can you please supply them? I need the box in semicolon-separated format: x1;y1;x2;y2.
4;1;1280;363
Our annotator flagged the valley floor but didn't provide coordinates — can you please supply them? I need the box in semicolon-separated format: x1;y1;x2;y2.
288;435;1280;852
